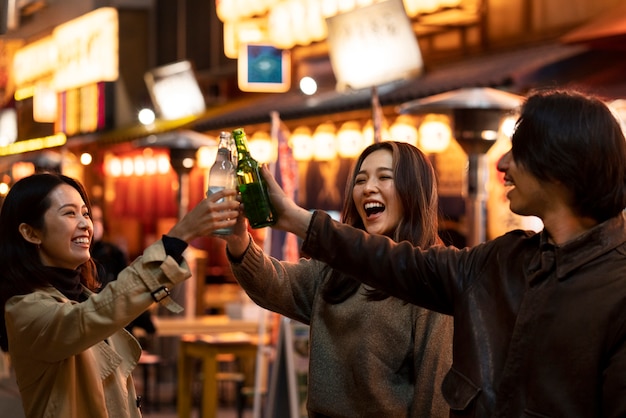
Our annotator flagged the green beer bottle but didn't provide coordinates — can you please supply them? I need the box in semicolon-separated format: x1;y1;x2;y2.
232;128;276;228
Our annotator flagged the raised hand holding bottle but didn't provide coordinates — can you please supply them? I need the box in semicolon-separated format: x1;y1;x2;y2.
232;128;276;228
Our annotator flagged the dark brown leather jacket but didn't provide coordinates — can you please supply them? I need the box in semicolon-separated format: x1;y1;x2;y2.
302;211;626;417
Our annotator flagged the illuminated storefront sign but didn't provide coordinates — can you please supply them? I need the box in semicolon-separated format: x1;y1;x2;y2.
217;0;462;57
237;44;291;93
9;7;119;148
145;61;206;120
53;7;119;91
56;82;115;137
13;8;119;92
0;133;66;156
12;36;56;88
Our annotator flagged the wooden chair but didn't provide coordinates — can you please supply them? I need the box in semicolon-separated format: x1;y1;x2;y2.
216;309;273;418
137;350;161;412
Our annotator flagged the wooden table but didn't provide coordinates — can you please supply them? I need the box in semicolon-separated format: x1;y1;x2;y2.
153;315;259;337
177;334;258;418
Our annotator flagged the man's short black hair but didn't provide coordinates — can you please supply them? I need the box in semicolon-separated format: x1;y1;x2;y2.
511;89;626;222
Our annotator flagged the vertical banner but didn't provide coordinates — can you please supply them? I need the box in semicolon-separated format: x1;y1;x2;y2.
269;111;300;263
284;319;310;418
266;317;310;418
265;113;310;417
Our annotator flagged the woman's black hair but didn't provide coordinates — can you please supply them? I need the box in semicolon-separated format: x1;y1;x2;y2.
322;141;442;303
0;173;98;351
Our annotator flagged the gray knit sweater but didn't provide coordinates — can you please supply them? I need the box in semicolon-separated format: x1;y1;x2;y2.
229;240;453;418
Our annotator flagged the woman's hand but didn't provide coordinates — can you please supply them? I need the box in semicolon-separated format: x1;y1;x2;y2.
220;202;251;258
218;165;314;259
167;189;240;243
261;165;312;239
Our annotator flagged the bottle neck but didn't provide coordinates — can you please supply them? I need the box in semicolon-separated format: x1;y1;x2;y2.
215;148;230;160
218;142;231;150
234;136;251;159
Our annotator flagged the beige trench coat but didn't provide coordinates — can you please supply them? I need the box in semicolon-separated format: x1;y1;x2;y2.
5;240;190;418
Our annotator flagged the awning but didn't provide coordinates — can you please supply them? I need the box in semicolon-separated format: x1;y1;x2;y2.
560;3;626;50
192;42;587;131
515;49;626;99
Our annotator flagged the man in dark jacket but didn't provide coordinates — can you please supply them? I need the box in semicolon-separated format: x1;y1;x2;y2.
234;89;626;417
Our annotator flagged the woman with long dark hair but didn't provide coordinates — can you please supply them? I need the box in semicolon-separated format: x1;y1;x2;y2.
224;141;453;417
0;172;238;418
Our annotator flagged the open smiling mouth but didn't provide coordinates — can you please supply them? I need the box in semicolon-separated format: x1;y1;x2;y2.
364;202;385;217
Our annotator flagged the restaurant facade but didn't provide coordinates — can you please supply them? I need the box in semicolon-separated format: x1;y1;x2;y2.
1;0;625;306
2;0;626;414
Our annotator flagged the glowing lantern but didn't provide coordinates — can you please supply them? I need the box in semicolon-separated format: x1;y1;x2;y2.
290;126;315;161
336;121;363;158
389;115;418;146
249;131;275;163
312;122;337;161
419;115;452;153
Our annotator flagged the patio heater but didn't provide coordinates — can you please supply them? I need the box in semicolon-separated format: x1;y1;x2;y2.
398;87;524;246
134;129;215;219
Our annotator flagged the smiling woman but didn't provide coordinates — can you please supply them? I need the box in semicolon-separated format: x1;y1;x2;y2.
352;148;404;237
0;172;241;418
19;183;93;270
221;141;453;417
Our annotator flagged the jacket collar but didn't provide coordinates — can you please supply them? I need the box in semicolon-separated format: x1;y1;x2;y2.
540;213;626;280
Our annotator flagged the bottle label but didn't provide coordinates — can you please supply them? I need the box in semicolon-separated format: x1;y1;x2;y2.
207;186;234;235
238;182;275;228
207;186;233;203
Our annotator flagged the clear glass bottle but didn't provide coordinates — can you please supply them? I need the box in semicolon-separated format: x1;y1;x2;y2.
207;131;237;235
232;127;276;228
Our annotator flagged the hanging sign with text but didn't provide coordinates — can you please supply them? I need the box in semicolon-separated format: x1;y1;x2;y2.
325;0;423;91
